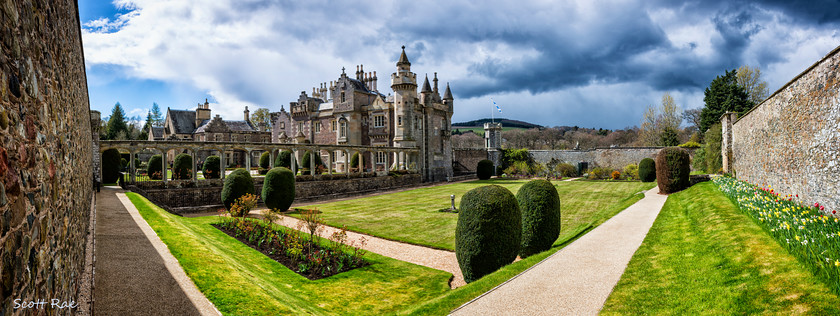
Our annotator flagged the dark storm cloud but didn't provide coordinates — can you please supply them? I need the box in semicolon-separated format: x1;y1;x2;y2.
385;0;839;99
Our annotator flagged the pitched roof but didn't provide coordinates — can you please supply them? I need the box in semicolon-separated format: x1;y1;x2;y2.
421;75;432;92
168;109;196;134
443;83;453;99
397;45;410;66
150;126;164;138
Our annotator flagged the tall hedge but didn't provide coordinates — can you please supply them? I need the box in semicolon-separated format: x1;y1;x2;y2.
173;153;192;180
655;147;691;194
350;152;359;168
476;159;494;180
221;169;255;210
639;158;656;182
302;151;325;171
101;148;121;183
147;154;163;180
456;185;521;283
259;151;270;169
262;167;295;211
274;151;296;169
517;179;561;258
202;155;221;179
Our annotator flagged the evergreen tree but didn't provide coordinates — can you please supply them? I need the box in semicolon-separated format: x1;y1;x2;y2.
700;70;753;133
106;102;129;140
138;111;152;140
659;127;680;146
151;102;163;127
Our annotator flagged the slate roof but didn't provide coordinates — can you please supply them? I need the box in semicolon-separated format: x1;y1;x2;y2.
150;126;164;138
193;119;257;134
168;109;196;134
443;83;453;100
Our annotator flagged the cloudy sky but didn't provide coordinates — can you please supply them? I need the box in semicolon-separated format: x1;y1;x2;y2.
79;0;840;129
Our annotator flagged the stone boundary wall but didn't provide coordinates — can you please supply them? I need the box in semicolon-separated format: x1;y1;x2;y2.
729;45;840;212
453;148;488;174
0;0;94;314
132;174;422;213
530;147;666;171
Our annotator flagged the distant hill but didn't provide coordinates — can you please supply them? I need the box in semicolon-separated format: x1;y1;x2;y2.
451;118;542;129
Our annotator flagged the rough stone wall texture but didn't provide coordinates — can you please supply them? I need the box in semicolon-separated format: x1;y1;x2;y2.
530;147;666;171
732;46;840;212
453;148;488;174
0;0;93;314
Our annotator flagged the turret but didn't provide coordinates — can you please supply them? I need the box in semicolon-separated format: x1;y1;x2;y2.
391;46;418;144
443;83;454;112
420;74;433;105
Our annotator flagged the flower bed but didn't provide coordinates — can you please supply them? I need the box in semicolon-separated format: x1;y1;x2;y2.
214;214;368;280
713;176;840;293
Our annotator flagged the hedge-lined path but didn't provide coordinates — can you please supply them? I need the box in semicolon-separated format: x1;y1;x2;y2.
450;186;667;315
258;211;469;288
94;186;219;315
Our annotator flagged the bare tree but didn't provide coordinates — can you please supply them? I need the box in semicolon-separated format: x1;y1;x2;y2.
736;65;769;105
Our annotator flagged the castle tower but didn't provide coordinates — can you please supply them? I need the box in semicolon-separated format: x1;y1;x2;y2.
420;74;433;105
391;46;418;146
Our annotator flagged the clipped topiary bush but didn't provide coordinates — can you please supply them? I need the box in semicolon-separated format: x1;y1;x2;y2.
456;185;521;283
259;152;270;169
639;158;656;182
517;180;561;258
173;153;193;180
221;169;255;210
202;155;221;179
274;151;296;169
101;148;122;183
147;154;163;180
302;151;325;171
476;159;494;180
655;146;691;194
350;152;359;169
262;167;295;211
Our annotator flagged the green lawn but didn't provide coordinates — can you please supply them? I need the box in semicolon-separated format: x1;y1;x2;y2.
127;193;451;315
602;182;840;314
297;179;656;250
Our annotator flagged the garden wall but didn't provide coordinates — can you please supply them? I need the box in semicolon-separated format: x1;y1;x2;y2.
132;174;422;213
728;45;840;212
530;147;667;171
0;0;94;314
453;148;487;174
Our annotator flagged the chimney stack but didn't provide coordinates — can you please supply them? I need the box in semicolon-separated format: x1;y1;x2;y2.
244;106;250;121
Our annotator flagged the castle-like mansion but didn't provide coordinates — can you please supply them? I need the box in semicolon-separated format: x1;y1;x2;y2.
271;47;455;181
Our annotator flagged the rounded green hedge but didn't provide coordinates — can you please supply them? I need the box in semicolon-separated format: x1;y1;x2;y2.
302;151;325;171
202;155;221;179
639;158;656;182
655;146;690;194
262;167;295;211
221;168;255;210
476;159;494;180
456;185;521;283
274;151;297;169
350;152;359;169
147;155;163;180
259;151;270;169
101;148;122;183
173;153;192;180
517;179;561;258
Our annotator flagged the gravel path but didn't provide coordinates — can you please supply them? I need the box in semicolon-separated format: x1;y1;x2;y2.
259;210;468;288
450;187;667;315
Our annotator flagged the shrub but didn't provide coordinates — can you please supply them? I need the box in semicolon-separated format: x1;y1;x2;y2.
705;123;723;173
221;168;255;210
555;163;577;177
588;167;610;180
262;167;295;211
692;145;707;172
623;164;639;180
611;170;621;180
456;185;521;283
147;154;163;180
302;152;325;171
120;158;128;170
229;193;258;217
259;151;270;169
350;152;359;168
516;180;561;258
476;159;494;180
274;151;297;169
202;155;221;179
173;153;192;180
101;148;122;183
678;141;702;148
639;158;656;182
655;146;691;194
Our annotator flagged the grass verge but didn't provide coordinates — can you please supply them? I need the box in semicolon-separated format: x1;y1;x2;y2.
601;182;840;314
297;179;655;250
126;193;451;315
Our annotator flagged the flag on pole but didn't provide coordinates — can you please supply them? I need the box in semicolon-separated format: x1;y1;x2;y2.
491;98;502;113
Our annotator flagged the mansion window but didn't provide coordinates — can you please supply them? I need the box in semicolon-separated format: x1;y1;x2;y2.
298;122;304;133
340;91;345;103
315;122;321;133
280;122;285;129
331;120;337;131
214;134;222;141
339;121;347;138
376;152;386;164
373;115;385;128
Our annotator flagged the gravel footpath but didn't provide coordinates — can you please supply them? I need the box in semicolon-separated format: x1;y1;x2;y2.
449;187;667;315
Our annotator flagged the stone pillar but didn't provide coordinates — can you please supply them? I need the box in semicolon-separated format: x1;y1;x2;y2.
310;150;316;176
269;150;275;169
191;151;197;180
290;150;297;175
220;151;226;179
358;151;364;174
163;151;169;183
129;150;136;183
327;150;333;174
245;149;251;173
384;151;390;173
721;112;737;174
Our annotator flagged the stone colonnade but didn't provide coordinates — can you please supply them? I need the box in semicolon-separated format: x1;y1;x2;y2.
99;140;420;184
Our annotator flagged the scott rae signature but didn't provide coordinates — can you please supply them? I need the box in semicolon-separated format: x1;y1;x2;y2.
13;299;78;310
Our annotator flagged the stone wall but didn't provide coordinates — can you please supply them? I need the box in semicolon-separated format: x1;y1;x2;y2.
730;45;840;212
133;174;422;213
1;0;93;314
530;147;665;171
453;148;487;174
